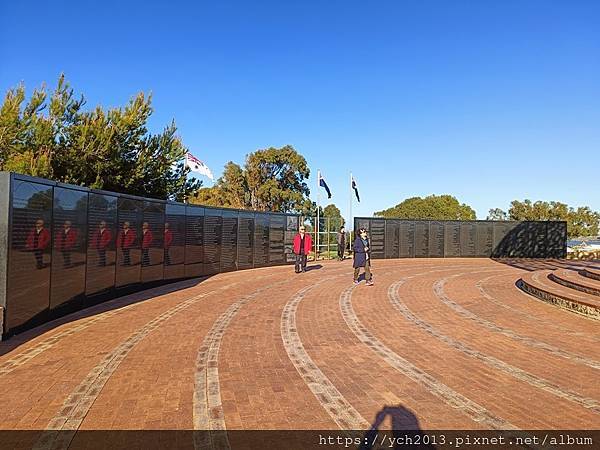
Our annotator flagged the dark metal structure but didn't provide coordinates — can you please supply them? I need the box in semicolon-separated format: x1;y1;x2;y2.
0;173;299;338
353;217;567;259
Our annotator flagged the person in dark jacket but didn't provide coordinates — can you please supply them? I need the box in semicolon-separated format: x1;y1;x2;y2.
337;226;346;261
292;226;312;273
353;228;373;285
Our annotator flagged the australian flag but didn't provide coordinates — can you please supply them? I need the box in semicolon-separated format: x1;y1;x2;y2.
319;172;332;198
351;176;360;202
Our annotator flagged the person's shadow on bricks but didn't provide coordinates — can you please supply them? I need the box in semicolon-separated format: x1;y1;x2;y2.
359;405;436;450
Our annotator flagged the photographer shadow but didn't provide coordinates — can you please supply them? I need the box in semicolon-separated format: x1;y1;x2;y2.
360;405;436;450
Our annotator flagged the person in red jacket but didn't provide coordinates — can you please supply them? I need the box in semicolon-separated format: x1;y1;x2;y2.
141;222;153;267
55;220;78;268
292;225;312;273
92;220;112;267
164;222;173;265
117;221;136;266
26;218;51;269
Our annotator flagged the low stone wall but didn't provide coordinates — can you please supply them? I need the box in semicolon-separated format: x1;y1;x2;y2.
517;279;600;320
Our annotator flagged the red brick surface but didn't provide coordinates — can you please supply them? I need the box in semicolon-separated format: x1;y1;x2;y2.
0;259;598;432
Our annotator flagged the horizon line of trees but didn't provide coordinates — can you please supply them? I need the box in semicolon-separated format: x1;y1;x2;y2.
2;76;597;238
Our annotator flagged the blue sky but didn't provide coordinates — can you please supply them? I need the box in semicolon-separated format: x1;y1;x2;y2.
1;0;599;222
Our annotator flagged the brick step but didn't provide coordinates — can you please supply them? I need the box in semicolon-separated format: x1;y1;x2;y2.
517;270;600;320
582;267;600;282
549;268;600;296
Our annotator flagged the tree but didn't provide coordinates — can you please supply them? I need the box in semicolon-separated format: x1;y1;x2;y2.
487;208;508;221
0;74;201;201
190;145;312;213
507;199;599;238
322;204;345;232
375;195;476;220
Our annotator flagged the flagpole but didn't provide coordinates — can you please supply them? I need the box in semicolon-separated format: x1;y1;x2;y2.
349;171;353;235
316;169;320;261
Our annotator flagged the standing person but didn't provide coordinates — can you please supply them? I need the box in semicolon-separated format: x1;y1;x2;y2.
117;221;136;266
92;220;112;267
337;226;346;261
55;220;77;268
353;228;373;285
26;218;51;269
293;225;312;273
164;222;173;265
141;222;153;267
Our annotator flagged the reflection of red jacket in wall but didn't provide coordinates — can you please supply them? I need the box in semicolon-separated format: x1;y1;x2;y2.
26;228;51;250
92;228;112;249
55;228;78;250
117;229;136;249
164;229;173;248
142;230;153;249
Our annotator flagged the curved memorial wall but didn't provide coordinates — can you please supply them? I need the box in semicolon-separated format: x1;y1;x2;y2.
354;217;567;259
0;173;299;338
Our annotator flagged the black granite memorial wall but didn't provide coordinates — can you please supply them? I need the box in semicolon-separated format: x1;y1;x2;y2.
0;173;299;337
354;217;567;260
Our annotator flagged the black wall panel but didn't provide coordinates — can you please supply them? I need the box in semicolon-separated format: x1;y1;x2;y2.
269;215;285;265
414;221;429;257
475;222;494;257
459;222;477;257
546;222;567;258
164;203;186;280
50;187;88;311
221;210;239;272
399;221;415;258
284;215;298;263
254;213;269;267
429;221;444;257
115;198;142;287
184;206;204;278
444;222;461;257
86;193;117;296
384;220;400;259
238;212;254;269
491;222;516;258
354;217;566;260
141;201;165;283
6;180;53;332
204;208;222;275
369;219;386;259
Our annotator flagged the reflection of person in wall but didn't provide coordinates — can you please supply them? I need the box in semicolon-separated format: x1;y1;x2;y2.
26;218;51;269
92;220;112;267
164;222;173;265
292;226;312;273
117;221;136;266
141;222;153;267
55;220;78;268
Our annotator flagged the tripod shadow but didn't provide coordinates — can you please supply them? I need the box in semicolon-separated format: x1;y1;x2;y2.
360;405;435;450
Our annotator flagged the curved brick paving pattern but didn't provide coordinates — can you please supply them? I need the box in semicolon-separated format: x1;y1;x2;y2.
0;258;598;442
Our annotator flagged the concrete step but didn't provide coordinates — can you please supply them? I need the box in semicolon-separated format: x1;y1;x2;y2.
549;268;600;296
518;270;600;320
582;267;600;282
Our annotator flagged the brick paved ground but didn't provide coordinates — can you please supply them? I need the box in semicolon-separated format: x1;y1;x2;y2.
0;258;598;446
